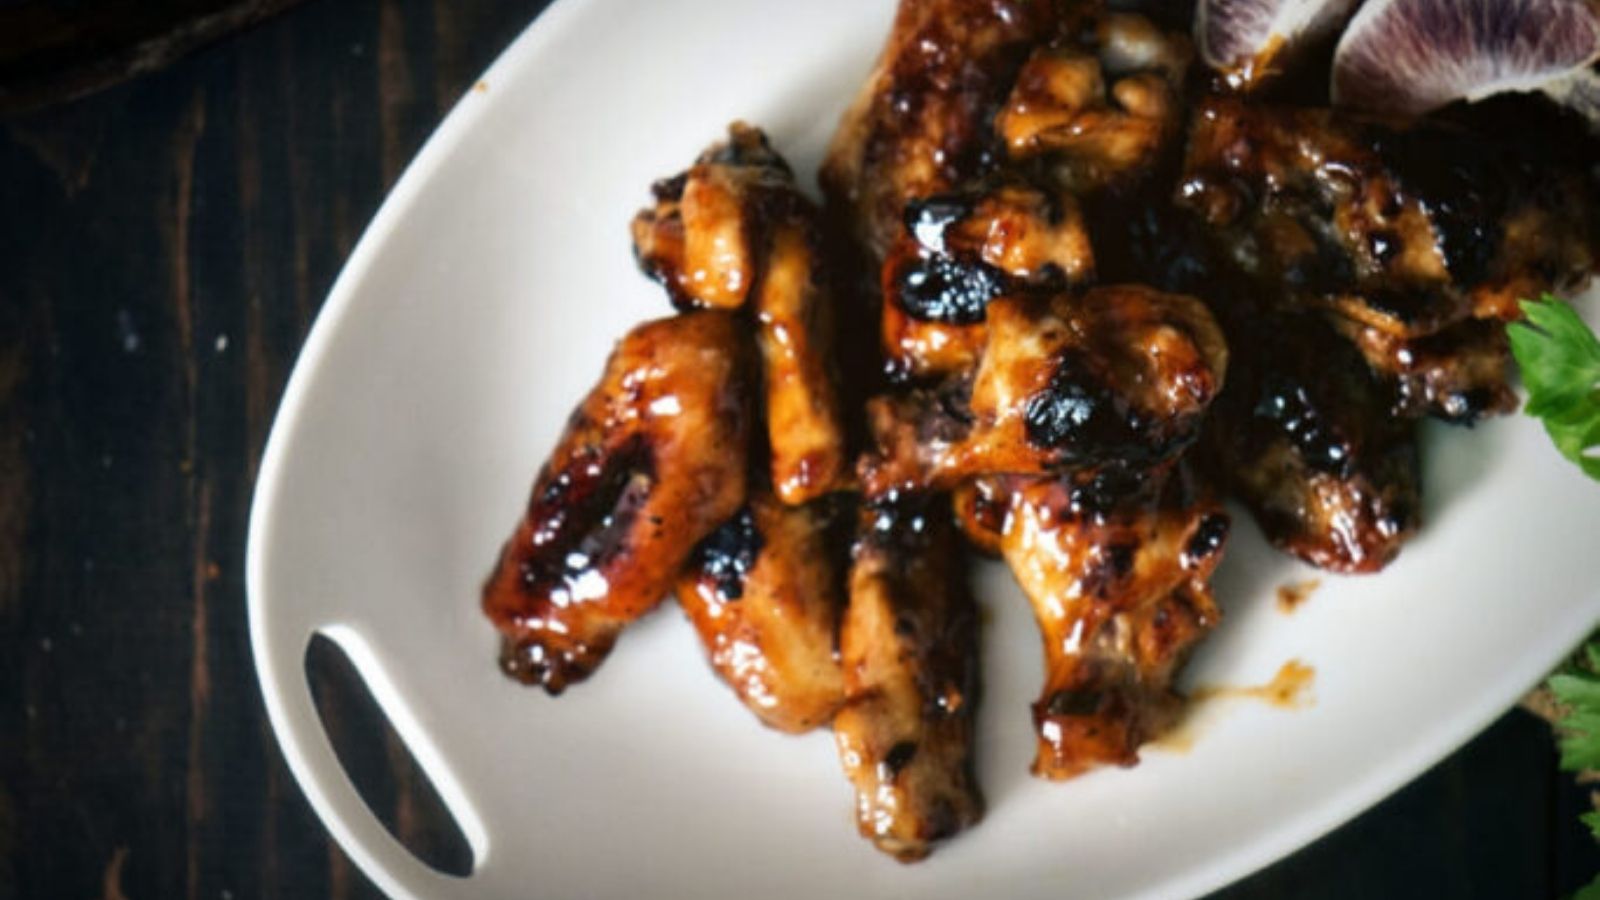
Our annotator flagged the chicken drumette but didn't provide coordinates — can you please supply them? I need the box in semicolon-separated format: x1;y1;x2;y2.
998;466;1227;778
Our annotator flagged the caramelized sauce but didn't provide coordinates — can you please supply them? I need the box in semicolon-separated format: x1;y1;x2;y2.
1155;660;1317;754
1275;578;1321;613
1191;659;1316;709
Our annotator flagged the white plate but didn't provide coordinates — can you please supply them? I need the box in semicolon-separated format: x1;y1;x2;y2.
245;1;1600;898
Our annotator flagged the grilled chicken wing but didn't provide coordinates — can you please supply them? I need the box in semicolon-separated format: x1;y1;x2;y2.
632;124;797;310
1178;95;1598;332
1207;310;1420;573
997;12;1191;193
882;181;1095;381
820;0;1058;262
633;124;852;503
998;466;1227;778
834;497;983;862
861;286;1227;496
675;496;846;733
483;311;752;693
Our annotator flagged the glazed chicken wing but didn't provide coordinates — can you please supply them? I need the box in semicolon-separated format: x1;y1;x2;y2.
633;124;852;502
820;0;1059;262
861;285;1227;496
997;466;1227;778
482;311;752;693
881;181;1095;381
996;12;1191;193
834;497;983;862
1178;96;1598;333
1207;311;1420;573
675;495;846;733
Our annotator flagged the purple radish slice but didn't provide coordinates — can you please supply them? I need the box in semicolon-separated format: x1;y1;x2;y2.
1332;0;1600;121
1197;0;1361;88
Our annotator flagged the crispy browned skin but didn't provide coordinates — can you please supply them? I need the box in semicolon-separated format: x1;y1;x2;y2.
820;0;1059;262
675;496;846;733
881;181;1095;381
997;467;1227;778
633;124;851;502
997;13;1191;193
482;312;752;693
1330;316;1517;422
755;221;853;502
632;124;796;310
834;498;982;862
861;286;1227;496
1178;96;1598;333
1207;310;1419;573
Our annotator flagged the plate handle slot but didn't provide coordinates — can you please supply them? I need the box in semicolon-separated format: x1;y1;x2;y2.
261;621;490;899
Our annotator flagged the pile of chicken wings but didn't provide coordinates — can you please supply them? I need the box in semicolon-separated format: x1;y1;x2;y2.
481;0;1599;861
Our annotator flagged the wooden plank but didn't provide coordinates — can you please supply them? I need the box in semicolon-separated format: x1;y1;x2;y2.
0;0;313;115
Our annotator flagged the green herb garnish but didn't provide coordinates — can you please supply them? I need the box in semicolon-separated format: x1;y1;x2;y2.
1548;638;1600;898
1507;296;1600;482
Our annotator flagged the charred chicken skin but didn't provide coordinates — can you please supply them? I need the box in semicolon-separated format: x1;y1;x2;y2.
862;285;1227;496
882;181;1096;381
997;466;1227;778
820;0;1060;263
1180;96;1598;327
675;495;846;733
1206;310;1420;573
633;123;852;503
483;311;752;693
834;497;983;862
997;12;1192;193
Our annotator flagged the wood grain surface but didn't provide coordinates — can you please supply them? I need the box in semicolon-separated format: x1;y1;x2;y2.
0;1;1595;898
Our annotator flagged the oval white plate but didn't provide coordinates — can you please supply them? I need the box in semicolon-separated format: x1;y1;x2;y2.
246;1;1600;898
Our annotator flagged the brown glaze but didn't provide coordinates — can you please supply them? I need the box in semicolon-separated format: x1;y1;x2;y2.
1206;310;1419;573
997;13;1191;192
633;124;853;503
755;221;854;503
820;0;1060;262
1191;660;1315;709
1177;95;1598;334
881;181;1095;381
675;496;846;733
1275;579;1321;614
833;497;983;862
482;311;752;693
998;465;1228;779
1330;316;1517;423
631;123;796;310
860;285;1227;497
951;475;1014;557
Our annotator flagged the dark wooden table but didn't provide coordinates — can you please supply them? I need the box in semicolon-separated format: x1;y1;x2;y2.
2;1;1597;897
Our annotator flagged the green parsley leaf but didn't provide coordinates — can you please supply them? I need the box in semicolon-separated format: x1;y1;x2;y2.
1552;665;1600;770
1584;810;1600;844
1507;296;1600;481
1551;636;1600;898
